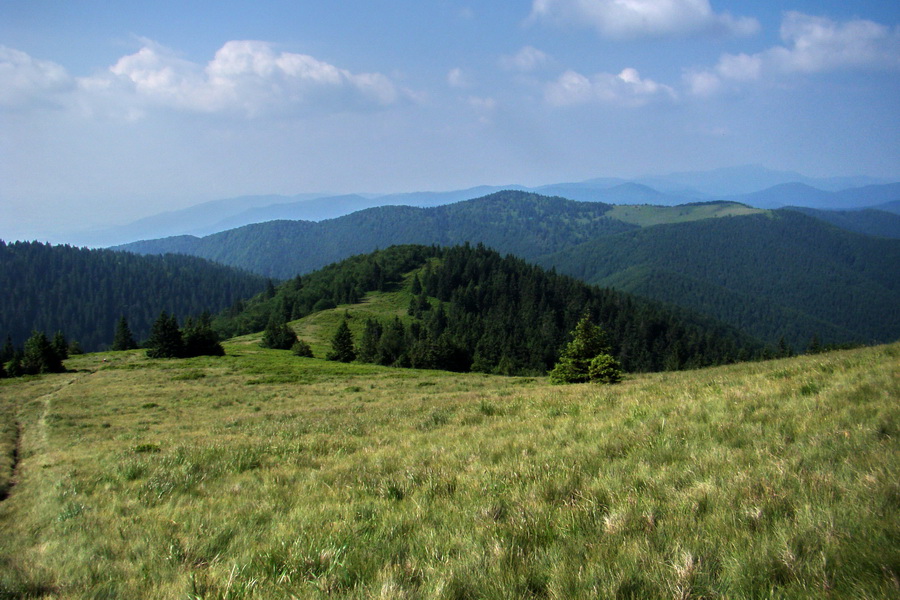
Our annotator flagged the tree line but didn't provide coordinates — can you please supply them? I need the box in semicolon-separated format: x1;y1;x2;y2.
0;240;269;352
219;244;764;376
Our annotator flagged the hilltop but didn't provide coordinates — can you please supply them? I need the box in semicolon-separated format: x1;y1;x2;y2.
215;244;761;375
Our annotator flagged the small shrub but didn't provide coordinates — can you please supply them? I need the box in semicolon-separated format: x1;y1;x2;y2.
291;339;314;358
133;443;161;453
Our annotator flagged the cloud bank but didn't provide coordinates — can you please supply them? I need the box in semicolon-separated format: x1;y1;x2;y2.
0;46;74;109
687;12;900;95
530;0;758;39
1;40;400;117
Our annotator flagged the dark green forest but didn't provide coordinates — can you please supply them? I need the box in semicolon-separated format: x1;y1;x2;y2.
216;244;763;375
784;207;900;239
117;191;900;349
537;210;900;348
117;191;637;278
0;241;268;351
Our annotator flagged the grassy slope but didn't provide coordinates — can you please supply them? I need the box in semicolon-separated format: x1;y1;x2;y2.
607;202;765;227
0;343;897;599
230;287;418;359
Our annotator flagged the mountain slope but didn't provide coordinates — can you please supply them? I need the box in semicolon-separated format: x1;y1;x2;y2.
730;182;900;210
115;191;638;278
536;210;900;348
216;244;762;375
785;207;900;239
0;241;268;351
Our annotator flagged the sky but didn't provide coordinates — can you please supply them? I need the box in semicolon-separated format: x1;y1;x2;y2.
2;0;899;242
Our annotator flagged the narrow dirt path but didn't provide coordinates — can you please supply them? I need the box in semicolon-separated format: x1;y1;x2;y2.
0;420;22;502
0;369;96;505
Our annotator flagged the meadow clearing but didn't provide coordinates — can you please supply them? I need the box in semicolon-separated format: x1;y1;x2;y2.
0;340;897;598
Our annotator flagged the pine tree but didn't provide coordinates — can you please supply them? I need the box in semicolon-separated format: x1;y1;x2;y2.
357;319;383;363
145;312;184;359
806;333;822;355
549;314;622;384
260;314;297;350
183;312;225;357
52;331;69;361
22;331;64;374
0;335;14;365
326;320;356;363
4;352;24;378
112;316;138;351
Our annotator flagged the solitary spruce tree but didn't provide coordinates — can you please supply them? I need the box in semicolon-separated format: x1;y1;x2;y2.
549;314;622;384
326;320;356;363
112;316;138;351
145;311;184;359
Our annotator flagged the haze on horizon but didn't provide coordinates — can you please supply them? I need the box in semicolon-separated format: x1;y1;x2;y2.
2;0;899;243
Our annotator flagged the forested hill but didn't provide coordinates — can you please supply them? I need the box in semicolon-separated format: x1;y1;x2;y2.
115;191;637;278
0;241;269;351
536;210;900;349
114;191;900;350
783;206;900;239
216;244;762;375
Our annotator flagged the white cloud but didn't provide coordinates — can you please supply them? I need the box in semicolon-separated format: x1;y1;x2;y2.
0;46;74;109
1;41;400;117
500;46;550;72
529;0;758;39
546;67;676;106
447;67;469;88
687;12;900;96
103;40;399;116
772;11;900;73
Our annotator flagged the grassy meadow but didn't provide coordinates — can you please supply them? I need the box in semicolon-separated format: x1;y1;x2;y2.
0;339;897;598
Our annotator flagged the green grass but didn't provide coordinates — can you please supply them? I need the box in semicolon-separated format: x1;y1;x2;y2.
230;288;421;360
608;203;765;227
0;343;897;598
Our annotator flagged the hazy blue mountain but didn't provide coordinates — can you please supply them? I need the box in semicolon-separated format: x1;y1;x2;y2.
72;167;896;248
635;165;889;197
207;194;374;231
832;183;900;209
730;182;900;210
873;200;900;215
74;193;319;247
728;183;835;209
534;182;690;205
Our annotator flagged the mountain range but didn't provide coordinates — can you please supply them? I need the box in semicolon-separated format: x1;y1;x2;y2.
115;191;900;349
76;166;896;247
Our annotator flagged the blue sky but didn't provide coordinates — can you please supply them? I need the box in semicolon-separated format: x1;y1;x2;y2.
1;1;898;241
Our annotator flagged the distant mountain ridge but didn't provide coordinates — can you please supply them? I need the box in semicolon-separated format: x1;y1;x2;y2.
69;165;896;247
116;192;637;277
